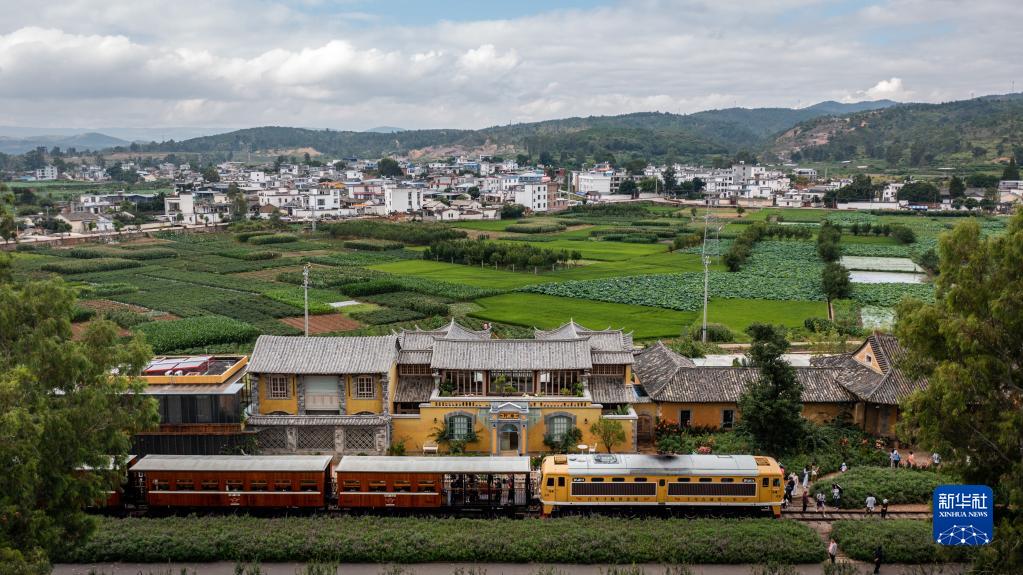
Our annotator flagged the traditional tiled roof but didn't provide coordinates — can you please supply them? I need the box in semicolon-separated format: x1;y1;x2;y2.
861;333;928;405
534;320;633;351
633;342;696;387
591;350;636;365
246;414;389;426
393;377;435;403
396;350;433;365
589;379;636;404
430;339;593;370
397;319;490;350
248;335;397;374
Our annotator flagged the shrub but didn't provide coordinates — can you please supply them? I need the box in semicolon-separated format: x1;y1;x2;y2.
809;467;943;508
632;220;673;227
341;279;406;297
100;308;150;328
343;239;405;251
350;308;427;325
234;231;276;242
620;234;659;244
687;322;734;342
326;220;465;245
66;246;126;259
136;316;260;353
424;239;572;269
505;223;565;234
217;248;280;261
71;306;96;322
362;292;450;316
41;258;142;274
248;233;298;245
57;516;826;564
120;247;179;260
891;225;917;244
831;520;975;564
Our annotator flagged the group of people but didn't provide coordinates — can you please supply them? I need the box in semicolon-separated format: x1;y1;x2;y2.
889;448;940;469
828;538;885;574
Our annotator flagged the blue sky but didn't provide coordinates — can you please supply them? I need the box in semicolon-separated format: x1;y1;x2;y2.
0;0;1017;130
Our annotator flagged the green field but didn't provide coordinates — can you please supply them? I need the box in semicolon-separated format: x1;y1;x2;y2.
495;237;668;261
370;259;558;289
706;298;828;338
470;292;697;339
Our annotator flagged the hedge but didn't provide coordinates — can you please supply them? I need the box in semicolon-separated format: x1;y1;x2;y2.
57;516;826;564
350;307;427;325
234;230;276;242
810;467;943;508
362;291;450;316
65;246;177;260
831;520;975;563
505;223;566;234
42;258;143;274
343;239;405;251
217;248;281;261
326;220;465;245
135;316;260;353
248;233;299;245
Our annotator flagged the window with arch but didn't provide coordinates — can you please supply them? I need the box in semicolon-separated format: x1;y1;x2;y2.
548;415;572;441
447;413;472;440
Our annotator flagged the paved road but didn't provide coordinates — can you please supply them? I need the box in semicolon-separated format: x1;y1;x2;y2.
54;562;961;575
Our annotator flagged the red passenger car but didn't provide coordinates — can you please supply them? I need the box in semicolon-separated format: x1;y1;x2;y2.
131;455;334;509
336;456;532;511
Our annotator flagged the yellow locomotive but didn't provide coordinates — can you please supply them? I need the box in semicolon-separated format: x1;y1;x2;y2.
539;453;785;517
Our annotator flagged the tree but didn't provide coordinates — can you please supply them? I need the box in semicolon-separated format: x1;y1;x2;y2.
1;185;17;244
816;222;841;262
589;418;626;453
618;179;638;197
896;181;940;203
624;158;647;176
821;262;851;320
377;158;403;178
890;225;916;244
948;175;966;198
226;183;248;221
500;204;527;219
515;154;531;166
0;278;158;571
661;167;677;196
895;210;1023;573
638;178;658;193
736;324;804;454
467;186;480;200
1001;157;1020;181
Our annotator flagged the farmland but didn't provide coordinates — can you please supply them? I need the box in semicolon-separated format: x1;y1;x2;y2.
8;202;1004;352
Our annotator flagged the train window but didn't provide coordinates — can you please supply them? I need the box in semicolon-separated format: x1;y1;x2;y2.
546;478;554;487
557;477;565;487
250;480;268;492
721;478;734;483
590;477;605;483
633;477;647;482
762;478;769;487
175;479;194;491
677;477;691;483
152;479;170;491
699;478;712;483
342;480;361;492
226;480;243;492
394;480;412;493
274;480;292;492
201;480;219;491
611;477;625;482
417;480;436;492
300;480;319;492
368;480;388;492
772;478;780;487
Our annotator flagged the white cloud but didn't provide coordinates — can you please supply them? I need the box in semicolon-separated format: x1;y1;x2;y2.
0;0;1019;130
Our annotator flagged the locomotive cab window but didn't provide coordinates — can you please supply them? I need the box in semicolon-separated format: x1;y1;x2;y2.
557;477;565;487
342;480;361;492
175;479;194;491
772;478;780;487
546;478;555;487
300;480;319;492
762;478;769;487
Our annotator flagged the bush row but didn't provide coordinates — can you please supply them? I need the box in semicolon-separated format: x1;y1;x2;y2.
57;516;826;564
361;291;450;316
351;307;427;325
234;230;277;242
831;520;975;563
42;258;143;274
135;316;260;353
248;233;299;245
505;223;566;234
216;248;281;261
326;220;465;245
343;239;405;251
809;466;943;508
424;238;581;269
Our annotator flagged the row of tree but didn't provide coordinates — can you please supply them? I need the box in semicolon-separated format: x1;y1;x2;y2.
423;238;582;271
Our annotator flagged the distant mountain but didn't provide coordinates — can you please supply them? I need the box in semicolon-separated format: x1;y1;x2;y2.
770;94;1023;167
127;99;898;162
803;99;898;115
365;126;406;133
0;132;129;154
0;126;232;144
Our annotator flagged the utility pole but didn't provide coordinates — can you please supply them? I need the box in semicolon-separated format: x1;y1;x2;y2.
701;210;711;343
303;263;310;337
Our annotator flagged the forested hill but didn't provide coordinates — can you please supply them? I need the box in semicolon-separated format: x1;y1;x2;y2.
771;94;1023;167
132;100;897;162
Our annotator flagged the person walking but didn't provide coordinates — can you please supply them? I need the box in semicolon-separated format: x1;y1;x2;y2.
866;493;877;515
832;483;843;508
784;477;795;507
891;449;901;468
816;491;827;516
802;466;809;491
801;489;809;513
840;461;848;473
873;544;884;573
931;452;941;469
880;498;889;519
828;538;839;564
907;451;916;469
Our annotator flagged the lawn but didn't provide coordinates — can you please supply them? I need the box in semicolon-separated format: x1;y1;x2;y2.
707;298;828;338
495;237;668;261
469;292;697;340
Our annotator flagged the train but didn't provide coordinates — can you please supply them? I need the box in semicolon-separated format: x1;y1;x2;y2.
96;452;785;517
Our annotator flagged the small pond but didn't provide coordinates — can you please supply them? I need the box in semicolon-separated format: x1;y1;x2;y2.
849;270;927;283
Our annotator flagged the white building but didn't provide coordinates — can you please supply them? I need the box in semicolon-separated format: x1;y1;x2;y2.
513;182;550;212
35;165;58;181
384;187;425;214
164;191;230;225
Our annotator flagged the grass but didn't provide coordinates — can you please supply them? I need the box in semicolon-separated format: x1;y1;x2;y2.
809;466;944;508
58;516;826;564
470;292;697;339
706;298;828;339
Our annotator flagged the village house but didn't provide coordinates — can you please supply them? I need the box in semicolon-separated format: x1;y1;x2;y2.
56;211;115;233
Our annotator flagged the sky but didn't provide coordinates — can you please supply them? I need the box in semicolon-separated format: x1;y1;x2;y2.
0;0;1019;134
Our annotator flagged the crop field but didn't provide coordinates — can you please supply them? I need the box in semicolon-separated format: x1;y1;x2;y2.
12;202;1000;352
